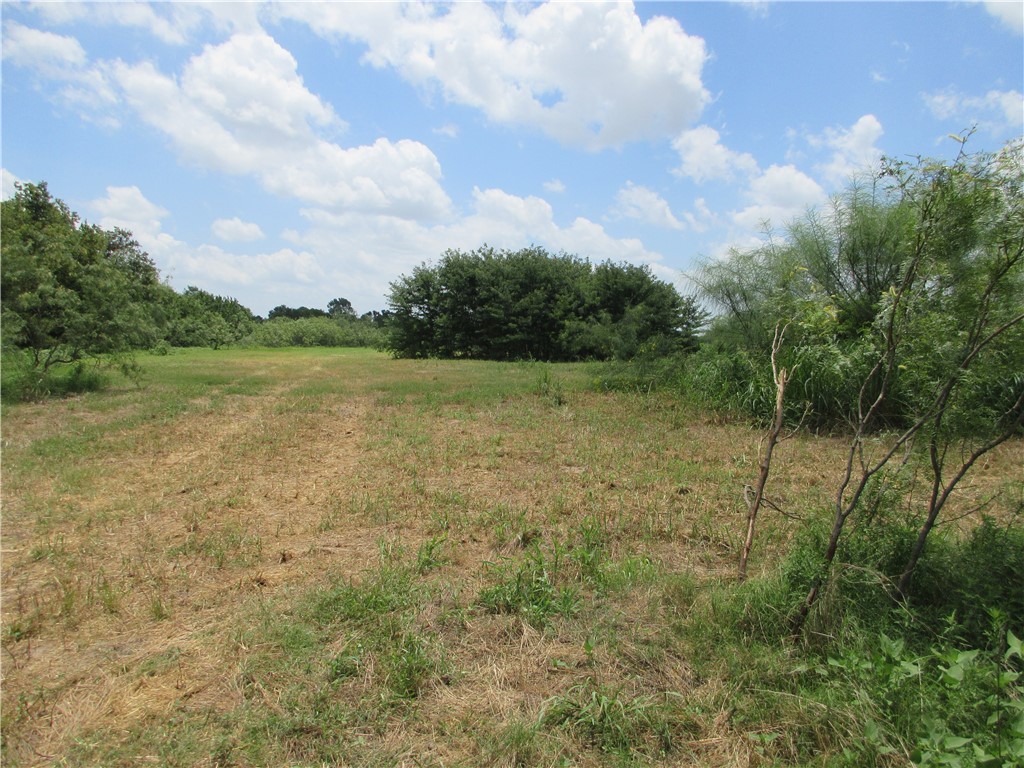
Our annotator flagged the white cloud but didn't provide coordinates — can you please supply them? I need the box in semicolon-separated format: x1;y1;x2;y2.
91;185;323;311
923;87;1024;136
274;1;710;149
682;197;716;233
92;185;169;237
2;21;120;125
283;185;671;312
809;114;885;186
613;182;685;230
731;164;827;233
2;21;86;72
212;217;265;242
22;1;261;45
110;32;452;220
2;168;26;200
983;1;1024;34
543;179;566;194
433;123;459;139
671;125;758;183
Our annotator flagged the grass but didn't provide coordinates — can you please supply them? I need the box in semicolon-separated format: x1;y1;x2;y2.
1;347;1020;766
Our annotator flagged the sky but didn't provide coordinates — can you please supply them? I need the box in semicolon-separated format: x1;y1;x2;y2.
2;1;1022;317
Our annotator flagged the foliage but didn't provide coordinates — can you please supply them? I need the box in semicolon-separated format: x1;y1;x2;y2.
386;245;706;361
541;679;678;757
268;304;329;320
0;181;385;401
240;316;385;348
165;286;257;348
478;543;581;628
691;139;1024;433
1;182;159;389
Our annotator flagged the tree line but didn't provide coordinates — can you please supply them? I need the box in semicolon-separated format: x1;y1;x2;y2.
0;182;386;398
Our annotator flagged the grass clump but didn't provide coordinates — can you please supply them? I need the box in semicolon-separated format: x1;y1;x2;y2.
541;678;684;759
479;542;581;628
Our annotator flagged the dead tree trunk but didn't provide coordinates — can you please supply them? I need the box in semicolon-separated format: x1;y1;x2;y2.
738;325;790;582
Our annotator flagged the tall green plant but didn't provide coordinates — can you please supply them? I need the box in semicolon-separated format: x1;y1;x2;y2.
791;139;1024;631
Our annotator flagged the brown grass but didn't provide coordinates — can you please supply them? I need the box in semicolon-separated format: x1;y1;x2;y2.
1;349;1019;766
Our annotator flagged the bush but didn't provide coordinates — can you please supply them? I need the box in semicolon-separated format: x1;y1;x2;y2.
240;317;385;348
782;511;1024;648
1;352;110;403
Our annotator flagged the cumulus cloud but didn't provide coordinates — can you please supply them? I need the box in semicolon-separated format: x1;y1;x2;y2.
923;87;1024;136
284;186;672;311
543;179;566;194
4;24;453;221
92;185;170;237
102;32;453;220
983;1;1024;34
273;1;710;149
2;21;87;72
671;125;758;183
682;197;716;233
2;21;120;124
212;217;265;242
91;185;323;311
21;1;262;44
613;182;685;230
808;114;885;186
731;164;827;233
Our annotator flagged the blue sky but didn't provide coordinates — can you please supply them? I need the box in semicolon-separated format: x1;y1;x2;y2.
3;1;1021;317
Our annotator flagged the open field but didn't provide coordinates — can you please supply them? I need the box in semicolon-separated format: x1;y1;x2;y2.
2;348;1020;767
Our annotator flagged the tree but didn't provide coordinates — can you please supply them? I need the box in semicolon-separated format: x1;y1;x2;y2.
267;305;328;320
170;287;257;348
386;246;700;361
692;139;1023;627
327;297;356;319
1;182;157;374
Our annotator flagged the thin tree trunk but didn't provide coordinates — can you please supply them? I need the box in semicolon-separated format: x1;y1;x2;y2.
738;325;789;582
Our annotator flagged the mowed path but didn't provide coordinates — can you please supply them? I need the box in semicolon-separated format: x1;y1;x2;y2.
1;351;394;763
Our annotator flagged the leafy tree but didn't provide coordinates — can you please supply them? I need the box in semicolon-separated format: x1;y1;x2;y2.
268;305;328;320
168;287;257;348
327;297;356;319
689;139;1024;627
386;246;701;361
1;182;156;375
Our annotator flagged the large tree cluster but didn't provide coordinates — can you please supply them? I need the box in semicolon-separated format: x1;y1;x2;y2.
1;183;259;372
386;246;705;361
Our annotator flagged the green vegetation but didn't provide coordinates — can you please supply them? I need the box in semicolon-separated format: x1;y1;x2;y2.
386;245;707;360
1;141;1021;766
0;182;384;403
1;347;1019;766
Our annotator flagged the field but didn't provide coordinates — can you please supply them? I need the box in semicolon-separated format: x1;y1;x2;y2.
2;348;1020;767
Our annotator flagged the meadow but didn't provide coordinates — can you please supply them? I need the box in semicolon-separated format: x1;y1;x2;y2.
1;348;1020;767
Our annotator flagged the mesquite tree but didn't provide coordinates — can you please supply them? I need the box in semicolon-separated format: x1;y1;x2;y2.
695;138;1023;626
790;140;1023;632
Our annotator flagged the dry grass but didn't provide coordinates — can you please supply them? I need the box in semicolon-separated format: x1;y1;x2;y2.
1;348;1019;766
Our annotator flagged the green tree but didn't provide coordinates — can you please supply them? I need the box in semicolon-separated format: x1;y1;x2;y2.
386;246;699;361
1;182;156;377
327;297;356;318
693;141;1024;629
268;305;328;320
168;287;257;348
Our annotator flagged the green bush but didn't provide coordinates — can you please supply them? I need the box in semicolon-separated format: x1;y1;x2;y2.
782;512;1024;648
2;352;110;403
240;317;384;348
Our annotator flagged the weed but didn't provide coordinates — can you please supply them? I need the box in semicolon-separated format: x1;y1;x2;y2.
416;534;449;574
383;631;449;699
541;678;679;758
479;544;580;628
